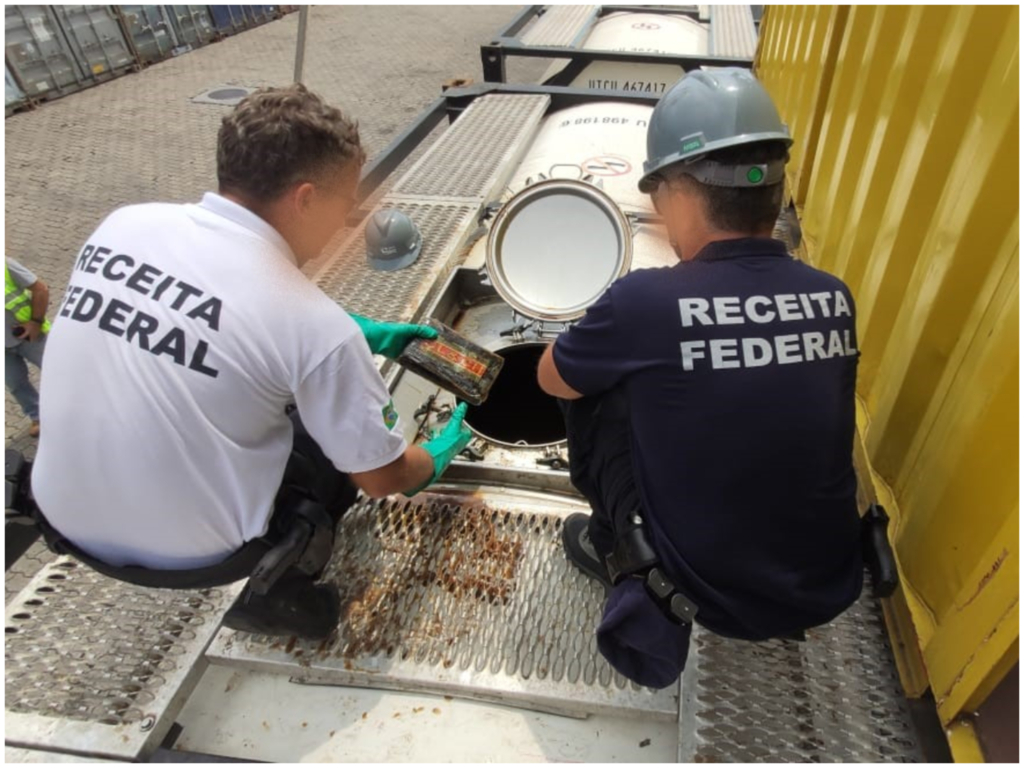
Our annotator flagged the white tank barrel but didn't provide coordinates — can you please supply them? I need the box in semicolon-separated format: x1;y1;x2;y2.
506;102;655;213
543;11;710;95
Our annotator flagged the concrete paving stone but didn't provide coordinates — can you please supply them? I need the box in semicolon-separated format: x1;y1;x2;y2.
5;542;54;604
4;6;549;600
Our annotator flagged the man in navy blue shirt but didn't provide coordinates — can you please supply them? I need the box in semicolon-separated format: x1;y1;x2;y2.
537;69;863;688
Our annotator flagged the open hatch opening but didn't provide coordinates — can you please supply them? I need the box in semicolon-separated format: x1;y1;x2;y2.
464;343;567;447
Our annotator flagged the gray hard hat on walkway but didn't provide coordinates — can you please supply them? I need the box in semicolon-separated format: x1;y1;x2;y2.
638;68;793;193
365;208;423;271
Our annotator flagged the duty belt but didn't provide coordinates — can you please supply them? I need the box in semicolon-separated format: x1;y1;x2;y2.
604;512;699;626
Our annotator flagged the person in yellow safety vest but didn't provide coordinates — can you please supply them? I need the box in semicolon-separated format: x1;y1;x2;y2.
5;258;51;437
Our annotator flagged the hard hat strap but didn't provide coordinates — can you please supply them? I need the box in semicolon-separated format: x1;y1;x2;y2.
680;158;786;188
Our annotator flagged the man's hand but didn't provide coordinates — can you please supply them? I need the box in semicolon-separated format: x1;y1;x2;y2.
349;313;437;359
404;403;473;497
20;320;43;343
349;405;472;499
22;277;49;343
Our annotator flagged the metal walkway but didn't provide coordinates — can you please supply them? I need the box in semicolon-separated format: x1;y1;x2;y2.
313;93;549;324
208;493;679;720
4;510;925;762
4;558;240;761
519;5;599;48
206;493;925;759
680;584;924;762
510;5;759;60
709;4;759;58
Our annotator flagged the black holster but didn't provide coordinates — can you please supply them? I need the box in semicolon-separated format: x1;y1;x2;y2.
862;503;899;597
604;517;659;585
248;486;335;595
605;511;699;626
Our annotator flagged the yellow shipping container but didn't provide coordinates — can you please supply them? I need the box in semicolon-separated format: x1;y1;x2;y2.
756;3;1018;754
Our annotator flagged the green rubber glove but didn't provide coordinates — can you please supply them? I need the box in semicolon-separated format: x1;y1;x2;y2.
404;403;473;497
349;313;438;360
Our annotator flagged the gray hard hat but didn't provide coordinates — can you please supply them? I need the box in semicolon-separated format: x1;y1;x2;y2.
638;68;793;193
365;209;423;271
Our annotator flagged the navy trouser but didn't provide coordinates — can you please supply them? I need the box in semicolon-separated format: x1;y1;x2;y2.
559;388;696;689
558;387;640;559
559;389;817;646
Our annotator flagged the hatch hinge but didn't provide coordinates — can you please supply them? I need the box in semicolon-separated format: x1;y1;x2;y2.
500;310;570;341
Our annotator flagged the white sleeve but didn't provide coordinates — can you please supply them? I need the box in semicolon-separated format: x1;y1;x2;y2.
294;335;408;473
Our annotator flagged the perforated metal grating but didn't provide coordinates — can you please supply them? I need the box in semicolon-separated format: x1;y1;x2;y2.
678;582;924;762
709;4;758;59
5;558;241;760
519;5;599;47
391;94;549;200
314;202;477;322
208;494;679;719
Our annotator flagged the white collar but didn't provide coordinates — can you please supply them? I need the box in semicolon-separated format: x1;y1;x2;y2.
197;192;296;263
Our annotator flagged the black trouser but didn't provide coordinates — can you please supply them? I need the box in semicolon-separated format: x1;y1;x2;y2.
273;409;358;543
559;387;641;559
36;410;357;590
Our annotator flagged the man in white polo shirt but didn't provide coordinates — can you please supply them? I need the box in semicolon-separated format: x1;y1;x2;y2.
31;84;471;638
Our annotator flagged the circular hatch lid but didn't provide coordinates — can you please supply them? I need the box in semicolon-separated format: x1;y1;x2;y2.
485;179;633;323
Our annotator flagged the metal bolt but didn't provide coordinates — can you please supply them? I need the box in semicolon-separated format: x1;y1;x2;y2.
140;715;155;732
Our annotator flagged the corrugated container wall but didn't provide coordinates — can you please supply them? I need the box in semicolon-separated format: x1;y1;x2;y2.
118;5;179;64
755;3;1018;735
207;5;250;36
164;5;214;49
49;5;136;79
5;5;90;98
244;5;279;27
5;63;26;110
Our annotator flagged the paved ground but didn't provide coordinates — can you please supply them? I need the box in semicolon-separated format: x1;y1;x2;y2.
4;5;548;600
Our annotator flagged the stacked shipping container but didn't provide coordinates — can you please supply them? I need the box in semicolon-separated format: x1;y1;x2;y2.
755;5;1018;758
4;4;289;112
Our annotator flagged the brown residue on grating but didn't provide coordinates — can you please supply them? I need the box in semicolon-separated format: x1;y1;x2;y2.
435;510;524;604
320;498;526;662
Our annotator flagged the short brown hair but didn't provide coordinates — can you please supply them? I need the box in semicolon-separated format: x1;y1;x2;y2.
217;83;366;201
661;141;789;234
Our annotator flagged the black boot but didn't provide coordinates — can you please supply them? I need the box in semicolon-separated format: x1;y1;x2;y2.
562;513;613;589
223;572;340;640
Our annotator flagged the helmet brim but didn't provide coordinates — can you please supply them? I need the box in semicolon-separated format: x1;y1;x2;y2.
367;241;422;272
638;131;794;193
